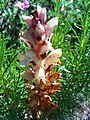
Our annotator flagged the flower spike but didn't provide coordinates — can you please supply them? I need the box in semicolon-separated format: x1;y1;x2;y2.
18;4;62;119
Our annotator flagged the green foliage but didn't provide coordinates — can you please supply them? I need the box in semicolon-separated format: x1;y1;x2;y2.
0;0;90;119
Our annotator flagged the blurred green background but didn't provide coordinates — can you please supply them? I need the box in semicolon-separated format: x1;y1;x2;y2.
0;0;90;119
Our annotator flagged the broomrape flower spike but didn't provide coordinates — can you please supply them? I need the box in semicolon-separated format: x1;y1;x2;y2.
15;0;29;10
18;4;62;119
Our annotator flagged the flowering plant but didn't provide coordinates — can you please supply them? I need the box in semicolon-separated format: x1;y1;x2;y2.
15;0;29;10
18;4;62;119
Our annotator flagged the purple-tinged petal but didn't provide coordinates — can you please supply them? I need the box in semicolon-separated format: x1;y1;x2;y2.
39;8;47;24
24;0;29;6
23;0;30;9
22;15;33;27
35;21;45;40
35;22;45;34
25;50;38;64
15;0;29;10
37;5;42;14
17;53;30;66
15;1;24;10
20;30;35;48
45;17;58;37
15;1;21;7
17;50;38;66
21;68;34;81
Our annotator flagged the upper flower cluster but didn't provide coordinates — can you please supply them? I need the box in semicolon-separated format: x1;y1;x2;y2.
19;5;60;68
22;5;58;38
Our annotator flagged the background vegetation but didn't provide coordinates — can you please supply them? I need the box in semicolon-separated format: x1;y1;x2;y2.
0;0;90;119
